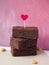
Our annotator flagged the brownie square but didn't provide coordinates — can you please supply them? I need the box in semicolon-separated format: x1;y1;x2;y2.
10;37;37;51
11;48;37;56
12;26;38;39
10;26;38;56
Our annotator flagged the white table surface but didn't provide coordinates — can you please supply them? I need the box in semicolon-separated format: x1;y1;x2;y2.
0;46;49;65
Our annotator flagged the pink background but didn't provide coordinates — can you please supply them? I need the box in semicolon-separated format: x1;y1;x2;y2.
0;0;49;49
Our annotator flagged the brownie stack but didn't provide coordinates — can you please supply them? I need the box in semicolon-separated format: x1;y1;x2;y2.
10;26;38;56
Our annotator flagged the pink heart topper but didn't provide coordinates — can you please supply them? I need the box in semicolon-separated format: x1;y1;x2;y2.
21;14;28;21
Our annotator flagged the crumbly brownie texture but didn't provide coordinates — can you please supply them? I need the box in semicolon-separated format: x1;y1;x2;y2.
10;37;37;50
12;26;38;39
10;26;38;56
11;47;37;56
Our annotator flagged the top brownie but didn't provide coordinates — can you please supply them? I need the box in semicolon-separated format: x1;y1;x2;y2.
12;26;38;39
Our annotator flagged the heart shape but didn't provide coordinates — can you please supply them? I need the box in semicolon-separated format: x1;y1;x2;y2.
21;14;28;21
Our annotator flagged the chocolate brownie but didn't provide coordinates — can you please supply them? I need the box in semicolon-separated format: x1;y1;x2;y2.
10;26;38;56
10;37;37;50
12;26;38;39
11;47;37;56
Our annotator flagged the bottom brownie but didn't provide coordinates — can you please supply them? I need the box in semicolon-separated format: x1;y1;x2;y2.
11;48;37;56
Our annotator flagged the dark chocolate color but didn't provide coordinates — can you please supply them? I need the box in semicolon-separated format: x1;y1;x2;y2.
12;26;38;39
11;48;37;56
10;26;38;56
10;37;37;50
